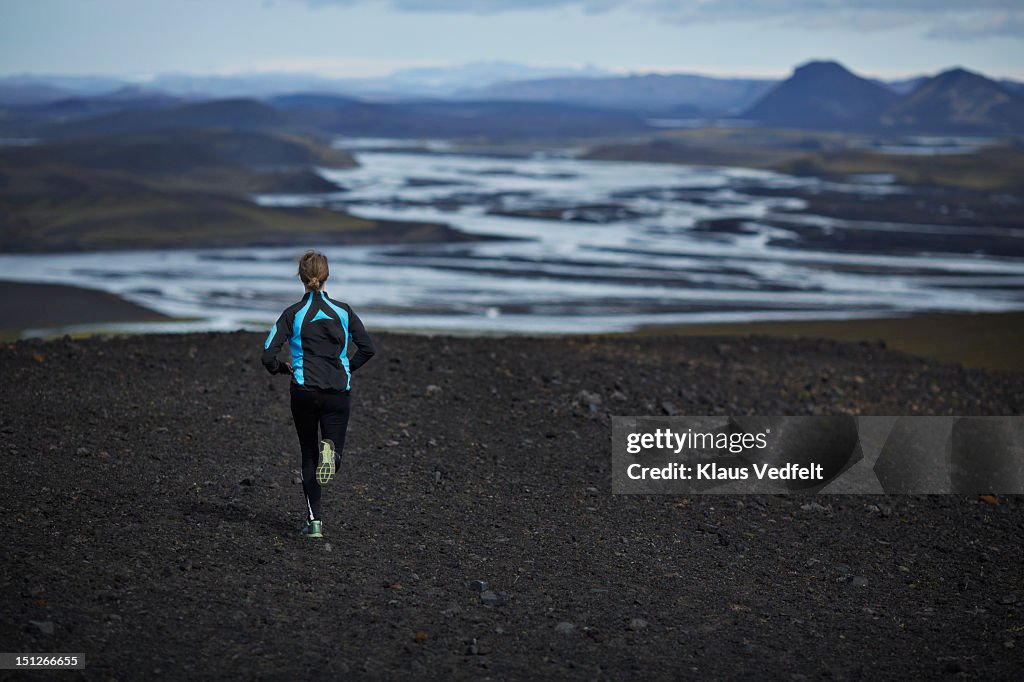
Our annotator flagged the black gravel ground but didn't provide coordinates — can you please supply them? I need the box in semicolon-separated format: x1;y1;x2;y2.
1;332;1022;680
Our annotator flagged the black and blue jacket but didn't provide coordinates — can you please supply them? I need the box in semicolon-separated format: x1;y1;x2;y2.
262;290;375;391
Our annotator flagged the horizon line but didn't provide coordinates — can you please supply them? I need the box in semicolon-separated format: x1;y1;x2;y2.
2;60;1023;84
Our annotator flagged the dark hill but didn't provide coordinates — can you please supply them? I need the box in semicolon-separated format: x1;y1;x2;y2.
0;83;74;106
0;129;355;176
24;95;650;140
304;99;651;138
880;67;1024;134
15;88;182;123
743;60;898;130
268;93;363;110
267;93;368;131
36;98;292;138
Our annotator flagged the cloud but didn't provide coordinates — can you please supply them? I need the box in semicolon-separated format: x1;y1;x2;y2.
926;10;1024;40
301;0;1024;40
305;0;616;12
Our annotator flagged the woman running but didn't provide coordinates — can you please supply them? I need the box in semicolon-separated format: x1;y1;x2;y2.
261;250;375;538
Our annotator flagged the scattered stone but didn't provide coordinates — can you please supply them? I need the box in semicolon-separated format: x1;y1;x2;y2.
323;543;333;553
660;401;678;416
800;502;830;512
628;618;648;631
29;620;54;635
479;590;500;606
554;622;576;635
75;447;90;456
996;594;1017;605
467;580;488;592
425;384;443;397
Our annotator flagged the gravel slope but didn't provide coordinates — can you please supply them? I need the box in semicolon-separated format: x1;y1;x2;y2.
1;332;1022;680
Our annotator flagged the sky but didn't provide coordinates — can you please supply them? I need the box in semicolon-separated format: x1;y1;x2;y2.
1;0;1022;81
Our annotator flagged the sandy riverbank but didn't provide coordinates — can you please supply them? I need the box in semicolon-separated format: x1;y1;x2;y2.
3;279;1021;371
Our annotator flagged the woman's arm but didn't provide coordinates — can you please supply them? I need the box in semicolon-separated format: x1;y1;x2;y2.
261;312;292;375
346;308;375;372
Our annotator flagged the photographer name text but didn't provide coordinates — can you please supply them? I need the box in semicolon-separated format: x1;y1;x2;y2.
626;462;824;481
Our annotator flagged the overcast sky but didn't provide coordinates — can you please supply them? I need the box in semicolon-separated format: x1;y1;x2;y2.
1;0;1022;80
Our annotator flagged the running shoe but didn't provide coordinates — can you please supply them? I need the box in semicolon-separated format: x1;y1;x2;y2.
300;519;323;538
316;438;336;485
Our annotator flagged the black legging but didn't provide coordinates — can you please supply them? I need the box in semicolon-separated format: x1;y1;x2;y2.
290;384;351;522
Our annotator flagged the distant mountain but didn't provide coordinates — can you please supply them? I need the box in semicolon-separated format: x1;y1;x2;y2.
16;93;650;140
36;98;291;138
0;63;608;102
7;61;1022;139
147;72;353;99
0;83;75;106
880;67;1024;134
0;74;128;101
282;99;651;138
349;61;609;97
6;64;1015;118
145;62;608;99
261;93;367;133
15;87;182;123
457;73;777;114
1000;79;1024;94
876;76;930;95
743;60;899;130
268;93;363;110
